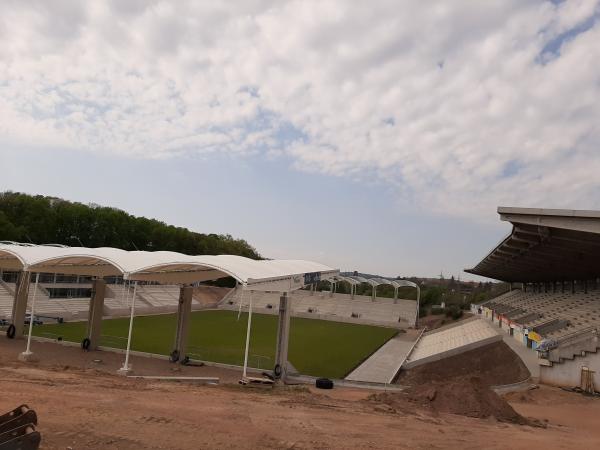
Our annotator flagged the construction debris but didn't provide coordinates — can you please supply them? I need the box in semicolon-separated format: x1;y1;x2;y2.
0;404;41;450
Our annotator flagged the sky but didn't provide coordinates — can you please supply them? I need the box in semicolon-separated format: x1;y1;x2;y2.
1;0;599;280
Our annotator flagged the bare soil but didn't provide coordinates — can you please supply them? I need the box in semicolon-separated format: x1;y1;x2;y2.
371;377;529;425
2;338;600;449
390;341;532;424
396;341;531;387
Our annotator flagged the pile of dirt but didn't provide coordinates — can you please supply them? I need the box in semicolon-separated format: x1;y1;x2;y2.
396;341;530;387
371;377;529;424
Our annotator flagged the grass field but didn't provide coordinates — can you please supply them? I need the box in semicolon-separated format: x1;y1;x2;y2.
32;310;397;378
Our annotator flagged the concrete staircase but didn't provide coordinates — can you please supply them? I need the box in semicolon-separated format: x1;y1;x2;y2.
541;328;599;366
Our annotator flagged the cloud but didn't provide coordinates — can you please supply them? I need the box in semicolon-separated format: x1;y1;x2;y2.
1;0;599;218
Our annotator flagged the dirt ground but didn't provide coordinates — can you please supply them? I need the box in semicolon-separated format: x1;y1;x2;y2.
396;340;531;387
2;338;600;449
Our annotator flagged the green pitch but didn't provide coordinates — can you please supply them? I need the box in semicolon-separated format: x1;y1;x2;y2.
32;310;397;378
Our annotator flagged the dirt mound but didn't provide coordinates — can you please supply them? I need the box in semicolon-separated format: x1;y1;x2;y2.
406;377;528;423
396;341;530;387
371;377;529;424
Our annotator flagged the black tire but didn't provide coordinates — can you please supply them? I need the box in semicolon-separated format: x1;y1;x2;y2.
81;337;91;350
170;349;180;363
6;323;16;339
181;356;190;365
273;363;282;379
315;378;334;389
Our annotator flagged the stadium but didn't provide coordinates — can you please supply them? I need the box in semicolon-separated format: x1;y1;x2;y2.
2;2;600;447
2;203;600;448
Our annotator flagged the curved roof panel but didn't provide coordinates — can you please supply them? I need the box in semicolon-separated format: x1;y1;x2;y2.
0;244;338;291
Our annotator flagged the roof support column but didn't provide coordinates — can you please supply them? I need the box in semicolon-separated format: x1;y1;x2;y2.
85;279;106;350
10;271;30;339
118;281;137;376
172;286;193;363
274;292;291;383
18;273;40;362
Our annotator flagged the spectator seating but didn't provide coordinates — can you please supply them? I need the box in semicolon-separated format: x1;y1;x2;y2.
483;288;600;340
220;288;417;327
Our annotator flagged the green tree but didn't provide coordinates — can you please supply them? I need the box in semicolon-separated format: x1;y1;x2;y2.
0;192;260;259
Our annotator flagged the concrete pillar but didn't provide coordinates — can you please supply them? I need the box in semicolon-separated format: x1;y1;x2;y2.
173;286;193;361
86;279;106;350
10;271;30;339
274;292;291;382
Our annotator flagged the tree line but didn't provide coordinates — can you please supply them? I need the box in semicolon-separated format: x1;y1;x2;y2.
0;192;260;259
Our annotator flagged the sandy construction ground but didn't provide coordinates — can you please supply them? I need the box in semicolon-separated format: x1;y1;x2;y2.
1;338;600;449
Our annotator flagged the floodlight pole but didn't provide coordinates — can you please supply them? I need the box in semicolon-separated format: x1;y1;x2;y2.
119;281;137;375
19;273;40;361
242;289;253;379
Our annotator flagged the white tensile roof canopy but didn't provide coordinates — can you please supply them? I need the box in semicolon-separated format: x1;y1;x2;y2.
0;243;338;292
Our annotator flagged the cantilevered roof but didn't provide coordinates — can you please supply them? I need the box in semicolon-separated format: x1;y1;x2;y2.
0;243;338;291
340;275;418;290
331;275;361;285
465;207;600;283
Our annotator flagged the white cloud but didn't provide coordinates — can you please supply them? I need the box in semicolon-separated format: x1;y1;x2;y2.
1;0;599;218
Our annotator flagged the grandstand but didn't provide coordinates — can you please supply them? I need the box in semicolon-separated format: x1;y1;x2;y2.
0;276;230;321
467;207;600;388
403;317;500;369
0;240;418;338
0;272;417;329
220;285;418;327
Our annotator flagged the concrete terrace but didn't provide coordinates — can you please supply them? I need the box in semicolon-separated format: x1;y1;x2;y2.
345;330;419;384
403;318;501;369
